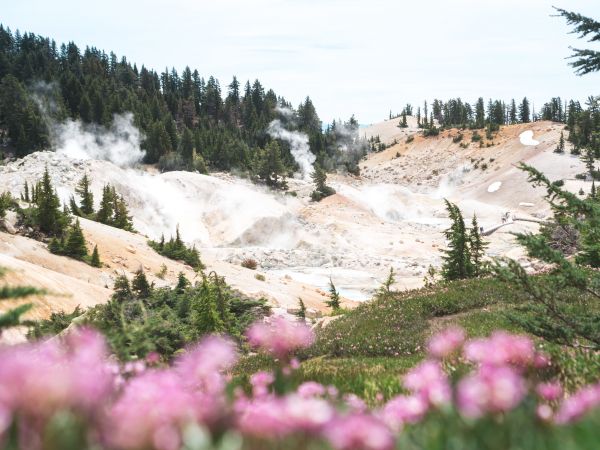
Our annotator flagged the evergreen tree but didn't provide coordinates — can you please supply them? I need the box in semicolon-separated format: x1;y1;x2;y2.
179;126;195;166
556;8;600;75
555;131;566;153
22;182;30;203
112;274;132;302
495;163;600;348
76;174;94;215
69;195;81;216
63;219;88;259
132;269;152;298
441;200;472;280
256;141;287;189
296;298;307;321
469;214;487;277
325;277;341;311
96;185;115;225
36;167;69;236
90;245;101;267
113;193;134;231
176;272;190;293
310;163;336;201
519;98;531;123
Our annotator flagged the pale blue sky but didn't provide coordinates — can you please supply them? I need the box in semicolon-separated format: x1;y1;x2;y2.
2;0;600;124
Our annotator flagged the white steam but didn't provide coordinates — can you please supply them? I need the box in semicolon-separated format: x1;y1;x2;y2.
267;119;315;180
54;113;145;168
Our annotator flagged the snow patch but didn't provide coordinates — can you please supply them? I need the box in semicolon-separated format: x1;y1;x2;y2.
487;181;502;193
519;130;539;146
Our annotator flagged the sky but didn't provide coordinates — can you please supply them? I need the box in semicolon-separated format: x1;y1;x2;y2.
2;0;600;124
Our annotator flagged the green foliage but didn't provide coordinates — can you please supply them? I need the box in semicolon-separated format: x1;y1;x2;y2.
325;277;341;311
441;200;472;280
33;167;70;236
148;226;205;271
75;174;94;216
296;298;307;320
556;8;600;75
254;141;288;190
494;163;600;350
306;277;527;359
131;269;152;299
49;219;89;260
310;163;336;202
90;245;101;267
32;273;270;361
28;306;84;339
94;184;134;231
0;191;15;218
0;267;43;331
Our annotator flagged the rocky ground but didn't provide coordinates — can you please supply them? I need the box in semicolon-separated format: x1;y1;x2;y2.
0;119;591;332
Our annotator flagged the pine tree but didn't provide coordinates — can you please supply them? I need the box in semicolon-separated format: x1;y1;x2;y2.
179;126;195;166
22;181;30;203
469;214;487;277
310;163;335;201
556;8;600;75
69;195;81;216
296;298;307;320
555;131;565;153
495;163;600;349
96;185;115;225
176;272;189;293
64;219;88;259
519;98;531;123
112;274;132;301
90;245;101;267
132;269;152;298
325;277;341;311
113;194;134;231
76;174;94;216
36;167;68;236
441;200;472;280
378;267;396;296
256;141;287;189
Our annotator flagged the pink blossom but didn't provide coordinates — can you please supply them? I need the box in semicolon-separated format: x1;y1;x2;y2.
246;317;314;358
343;394;367;412
107;370;212;450
555;382;600;424
457;364;526;418
403;360;451;406
297;381;326;398
380;395;428;431
324;414;394;450
533;352;552;369
250;371;274;397
427;326;465;359
464;332;535;367
236;396;290;438
536;381;563;402
175;335;238;394
537;404;554;421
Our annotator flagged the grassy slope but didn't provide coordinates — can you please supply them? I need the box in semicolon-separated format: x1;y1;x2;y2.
235;277;599;403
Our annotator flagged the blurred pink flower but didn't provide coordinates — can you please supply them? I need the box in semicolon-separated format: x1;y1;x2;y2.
427;326;465;359
536;381;563;402
457;364;526;418
324;414;394;450
250;371;274;398
175;335;238;394
246;317;314;358
464;332;534;367
555;382;600;424
404;360;451;406
380;395;428;431
297;381;326;398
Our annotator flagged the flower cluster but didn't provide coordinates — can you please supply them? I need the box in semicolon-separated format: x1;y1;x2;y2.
0;322;598;450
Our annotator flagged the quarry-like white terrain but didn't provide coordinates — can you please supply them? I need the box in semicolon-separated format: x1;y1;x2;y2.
0;117;592;331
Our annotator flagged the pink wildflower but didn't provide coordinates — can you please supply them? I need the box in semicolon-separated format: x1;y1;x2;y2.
457;364;526;418
324;414;394;450
464;331;535;367
380;395;428;431
250;371;274;397
555;382;600;424
536;381;563;402
427;326;465;359
403;360;451;406
246;317;314;358
297;381;326;398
